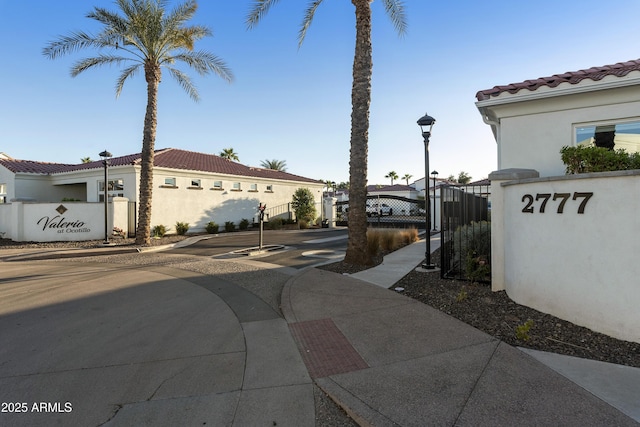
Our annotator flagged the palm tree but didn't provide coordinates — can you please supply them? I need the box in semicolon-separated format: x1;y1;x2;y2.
260;159;287;171
385;171;398;185
247;0;406;266
43;0;233;245
219;147;239;161
81;157;92;164
402;173;412;185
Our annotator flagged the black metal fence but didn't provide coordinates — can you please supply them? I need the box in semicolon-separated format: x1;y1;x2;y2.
335;195;428;229
440;184;491;282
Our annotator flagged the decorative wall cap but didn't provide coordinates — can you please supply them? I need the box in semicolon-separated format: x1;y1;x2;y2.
489;169;540;181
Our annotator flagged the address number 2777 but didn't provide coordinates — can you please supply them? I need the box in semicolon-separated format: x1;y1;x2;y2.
521;192;593;214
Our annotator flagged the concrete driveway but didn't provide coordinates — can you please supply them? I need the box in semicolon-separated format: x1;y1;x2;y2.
0;260;312;426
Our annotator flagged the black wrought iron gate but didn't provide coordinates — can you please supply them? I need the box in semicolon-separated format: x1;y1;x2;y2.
440;184;491;281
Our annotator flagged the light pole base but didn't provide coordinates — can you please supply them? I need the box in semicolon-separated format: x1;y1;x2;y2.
416;264;440;273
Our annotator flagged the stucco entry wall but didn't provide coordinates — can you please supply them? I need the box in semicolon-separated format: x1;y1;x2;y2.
491;169;640;343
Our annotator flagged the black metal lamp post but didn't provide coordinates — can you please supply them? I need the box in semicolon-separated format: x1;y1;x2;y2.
417;113;436;269
431;170;438;231
99;150;112;245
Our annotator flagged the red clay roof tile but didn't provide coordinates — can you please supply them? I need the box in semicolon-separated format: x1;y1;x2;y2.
476;59;640;101
0;148;321;184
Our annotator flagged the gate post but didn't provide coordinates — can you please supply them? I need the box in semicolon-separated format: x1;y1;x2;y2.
488;169;538;291
324;197;337;228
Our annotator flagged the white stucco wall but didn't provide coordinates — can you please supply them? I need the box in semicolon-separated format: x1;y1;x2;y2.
477;77;640;178
0;166;15;202
0;204;10;237
491;170;640;343
51;166;138;202
149;169;324;233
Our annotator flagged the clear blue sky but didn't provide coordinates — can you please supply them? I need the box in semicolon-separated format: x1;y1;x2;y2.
1;1;639;185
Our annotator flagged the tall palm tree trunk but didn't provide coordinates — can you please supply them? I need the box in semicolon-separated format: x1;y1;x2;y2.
136;63;161;245
344;0;373;265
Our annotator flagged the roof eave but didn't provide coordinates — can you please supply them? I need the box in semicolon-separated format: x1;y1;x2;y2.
475;74;640;109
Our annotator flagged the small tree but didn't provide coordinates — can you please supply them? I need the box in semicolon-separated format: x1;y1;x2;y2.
291;187;316;223
457;171;472;184
402;173;412;185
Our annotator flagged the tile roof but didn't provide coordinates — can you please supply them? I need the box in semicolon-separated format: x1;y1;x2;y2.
476;59;640;101
0;148;322;184
367;184;415;192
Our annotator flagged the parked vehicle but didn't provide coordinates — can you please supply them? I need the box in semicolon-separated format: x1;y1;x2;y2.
366;202;392;216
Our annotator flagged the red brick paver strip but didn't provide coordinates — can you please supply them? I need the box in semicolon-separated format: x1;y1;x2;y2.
289;318;369;379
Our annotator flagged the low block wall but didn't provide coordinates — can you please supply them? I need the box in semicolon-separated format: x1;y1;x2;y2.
490;169;640;343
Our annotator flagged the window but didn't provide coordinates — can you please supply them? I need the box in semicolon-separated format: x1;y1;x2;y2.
249;183;258;192
163;177;177;187
212;180;223;190
99;179;124;202
576;120;640;153
232;182;242;191
0;183;6;204
265;185;273;192
189;179;202;189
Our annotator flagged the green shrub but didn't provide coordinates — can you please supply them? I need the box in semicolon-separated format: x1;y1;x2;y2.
224;221;236;232
465;253;491;283
239;218;250;230
266;217;286;230
175;221;189;235
298;219;309;229
205;221;219;234
291;188;317;223
152;224;167;238
560;145;640;174
516;319;535;341
453;221;491;282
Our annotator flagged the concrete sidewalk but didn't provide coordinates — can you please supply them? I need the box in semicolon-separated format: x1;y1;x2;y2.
282;236;640;426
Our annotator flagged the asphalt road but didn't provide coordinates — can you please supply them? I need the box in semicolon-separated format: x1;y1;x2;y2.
170;228;349;269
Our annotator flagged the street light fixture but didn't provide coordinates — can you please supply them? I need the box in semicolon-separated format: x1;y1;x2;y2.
99;150;112;245
417;113;436;269
431;170;439;231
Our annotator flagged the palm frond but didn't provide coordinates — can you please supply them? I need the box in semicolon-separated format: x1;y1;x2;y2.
171;51;234;82
43;31;101;59
246;0;281;29
166;66;200;101
87;7;128;34
115;63;142;97
381;0;407;36
163;0;198;31
297;0;324;48
70;54;132;77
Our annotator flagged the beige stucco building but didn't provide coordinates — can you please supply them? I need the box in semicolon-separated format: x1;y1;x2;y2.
0;148;324;239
